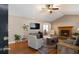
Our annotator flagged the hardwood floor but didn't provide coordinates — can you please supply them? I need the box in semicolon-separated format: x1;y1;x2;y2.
9;40;58;54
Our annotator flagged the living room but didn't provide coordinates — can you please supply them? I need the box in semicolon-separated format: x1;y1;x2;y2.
8;4;79;54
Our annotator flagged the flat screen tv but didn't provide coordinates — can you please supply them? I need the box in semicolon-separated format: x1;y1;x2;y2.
30;23;40;29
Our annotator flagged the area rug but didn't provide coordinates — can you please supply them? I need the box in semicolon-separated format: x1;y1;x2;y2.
38;44;56;54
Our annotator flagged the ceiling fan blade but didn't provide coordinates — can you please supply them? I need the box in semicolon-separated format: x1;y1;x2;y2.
52;8;59;10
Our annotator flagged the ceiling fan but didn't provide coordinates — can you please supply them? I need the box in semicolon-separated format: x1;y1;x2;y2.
42;4;59;14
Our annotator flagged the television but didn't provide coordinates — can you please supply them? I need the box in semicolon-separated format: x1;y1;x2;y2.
30;23;40;29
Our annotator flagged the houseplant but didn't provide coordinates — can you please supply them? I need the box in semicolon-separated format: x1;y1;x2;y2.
14;34;21;42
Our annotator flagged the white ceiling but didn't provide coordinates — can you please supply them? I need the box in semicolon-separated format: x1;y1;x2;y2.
61;4;79;15
9;4;79;22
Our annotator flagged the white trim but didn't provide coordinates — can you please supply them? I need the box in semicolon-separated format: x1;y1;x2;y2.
8;41;15;44
8;40;26;44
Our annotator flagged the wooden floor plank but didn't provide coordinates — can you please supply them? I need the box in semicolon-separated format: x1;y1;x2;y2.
9;40;58;54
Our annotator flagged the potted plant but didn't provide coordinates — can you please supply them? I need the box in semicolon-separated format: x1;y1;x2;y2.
14;34;21;42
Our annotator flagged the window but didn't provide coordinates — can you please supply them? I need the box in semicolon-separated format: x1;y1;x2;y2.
43;24;48;32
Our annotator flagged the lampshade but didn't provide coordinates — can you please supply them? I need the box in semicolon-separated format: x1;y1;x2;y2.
50;30;55;35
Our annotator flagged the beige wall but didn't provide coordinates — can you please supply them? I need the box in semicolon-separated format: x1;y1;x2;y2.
52;15;79;35
8;15;51;43
9;15;79;43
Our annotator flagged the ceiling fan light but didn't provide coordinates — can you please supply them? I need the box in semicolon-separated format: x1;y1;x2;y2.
46;4;53;9
48;9;50;12
48;9;52;13
50;11;52;13
42;4;59;14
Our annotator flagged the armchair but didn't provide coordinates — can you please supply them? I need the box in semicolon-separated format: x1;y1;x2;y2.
28;35;43;50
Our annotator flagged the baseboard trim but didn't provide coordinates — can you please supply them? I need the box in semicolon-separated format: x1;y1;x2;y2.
8;40;28;44
8;41;15;44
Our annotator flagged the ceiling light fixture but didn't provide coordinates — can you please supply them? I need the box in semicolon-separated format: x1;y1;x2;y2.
42;4;59;14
